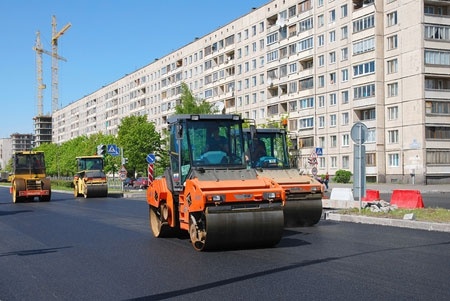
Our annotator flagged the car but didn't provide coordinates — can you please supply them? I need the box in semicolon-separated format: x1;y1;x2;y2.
123;177;135;187
133;177;149;189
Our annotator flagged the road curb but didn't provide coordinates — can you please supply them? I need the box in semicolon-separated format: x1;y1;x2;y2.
325;212;450;233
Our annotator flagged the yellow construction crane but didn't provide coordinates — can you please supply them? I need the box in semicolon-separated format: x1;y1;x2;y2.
33;31;66;116
51;15;71;112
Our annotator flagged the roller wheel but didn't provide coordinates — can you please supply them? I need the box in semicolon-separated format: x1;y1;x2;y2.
12;180;26;203
40;190;51;202
189;214;207;252
40;179;51;202
149;204;171;238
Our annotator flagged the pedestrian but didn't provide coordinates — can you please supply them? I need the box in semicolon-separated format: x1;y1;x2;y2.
324;172;329;190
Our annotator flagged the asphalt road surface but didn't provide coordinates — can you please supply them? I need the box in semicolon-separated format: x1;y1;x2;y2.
1;187;449;301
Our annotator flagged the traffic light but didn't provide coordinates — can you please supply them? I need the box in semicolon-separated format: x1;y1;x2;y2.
122;157;128;165
97;144;106;156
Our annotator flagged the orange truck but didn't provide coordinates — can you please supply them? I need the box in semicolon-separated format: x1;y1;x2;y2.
147;114;285;251
244;127;323;227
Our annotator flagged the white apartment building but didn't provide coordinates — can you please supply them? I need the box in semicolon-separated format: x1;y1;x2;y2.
52;0;450;185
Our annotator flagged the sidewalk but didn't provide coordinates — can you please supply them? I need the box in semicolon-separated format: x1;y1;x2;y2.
326;182;450;194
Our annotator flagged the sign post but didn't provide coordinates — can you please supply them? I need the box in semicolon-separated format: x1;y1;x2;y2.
350;122;368;212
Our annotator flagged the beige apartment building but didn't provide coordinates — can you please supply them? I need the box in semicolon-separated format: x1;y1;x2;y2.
51;0;450;184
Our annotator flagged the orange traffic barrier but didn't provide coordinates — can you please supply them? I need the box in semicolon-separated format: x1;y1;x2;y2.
390;190;425;209
362;189;380;202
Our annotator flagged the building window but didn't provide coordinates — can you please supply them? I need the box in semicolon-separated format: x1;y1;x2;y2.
387;11;398;27
425;50;450;66
329;52;336;64
341;47;348;61
366;153;376;166
341;26;348;39
318;14;324;27
342;90;349;104
388;129;399;143
330;114;337;127
329;30;336;43
353;14;375;33
342;134;350;146
426;126;450;139
299;17;314;33
388;106;399;120
387;82;398;97
361;108;376;120
299;117;314;129
319;136;325;147
387;35;398;50
388;153;399;167
367;128;376;143
289;100;297;112
353;37;375;55
329;93;337;105
331;156;337;168
330;135;337;148
342;156;349;169
329;9;336;23
387;58;398;74
300;97;314;109
342;112;349;125
354;83;376;99
341;69;348;82
341;4;348;18
330;73;336;85
318;34;324;47
318;95;325;107
353;61;375;77
425;25;450;41
318;55;325;67
318;75;325;88
318;116;325;128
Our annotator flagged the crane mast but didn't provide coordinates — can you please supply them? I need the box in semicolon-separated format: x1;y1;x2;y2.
51;15;71;112
33;31;45;116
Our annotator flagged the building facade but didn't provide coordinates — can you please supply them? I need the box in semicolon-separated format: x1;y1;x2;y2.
51;0;450;184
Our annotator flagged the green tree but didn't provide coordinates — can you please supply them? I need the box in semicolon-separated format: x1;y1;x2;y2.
174;82;215;114
117;115;164;177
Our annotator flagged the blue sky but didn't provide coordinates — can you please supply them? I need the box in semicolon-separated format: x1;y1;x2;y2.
0;0;268;138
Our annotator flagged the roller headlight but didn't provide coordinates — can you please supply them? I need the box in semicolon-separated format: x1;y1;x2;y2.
207;194;225;202
263;192;276;200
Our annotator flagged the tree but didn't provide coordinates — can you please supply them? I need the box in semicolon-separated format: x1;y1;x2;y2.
174;82;215;114
117;115;164;177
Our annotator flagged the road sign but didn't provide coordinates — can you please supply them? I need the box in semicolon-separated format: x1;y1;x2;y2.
119;165;127;181
107;144;120;156
315;147;323;156
311;166;318;176
146;153;156;164
308;151;318;166
350;122;368;145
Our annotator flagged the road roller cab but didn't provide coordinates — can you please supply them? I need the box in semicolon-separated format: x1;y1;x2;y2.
244;127;323;227
73;156;108;198
147;114;285;251
10;151;51;203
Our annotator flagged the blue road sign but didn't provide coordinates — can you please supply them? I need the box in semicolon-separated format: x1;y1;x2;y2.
315;147;323;156
146;153;156;164
107;144;120;156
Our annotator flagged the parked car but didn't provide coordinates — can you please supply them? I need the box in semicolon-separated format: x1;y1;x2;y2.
133;177;149;189
123;177;135;187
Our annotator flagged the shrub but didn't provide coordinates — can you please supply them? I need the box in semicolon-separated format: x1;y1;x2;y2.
333;169;352;183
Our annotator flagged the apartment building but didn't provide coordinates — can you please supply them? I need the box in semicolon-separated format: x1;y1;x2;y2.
51;0;450;185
